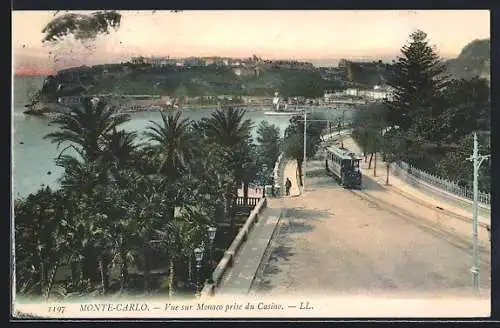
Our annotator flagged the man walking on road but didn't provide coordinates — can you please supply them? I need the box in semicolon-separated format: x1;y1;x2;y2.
285;178;292;196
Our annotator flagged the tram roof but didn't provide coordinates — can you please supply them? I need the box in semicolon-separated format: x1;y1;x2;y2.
326;146;362;160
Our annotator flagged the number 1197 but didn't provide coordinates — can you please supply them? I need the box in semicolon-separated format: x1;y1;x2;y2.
48;306;66;314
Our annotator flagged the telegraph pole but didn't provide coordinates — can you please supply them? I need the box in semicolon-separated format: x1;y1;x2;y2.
297;112;351;194
466;132;490;295
303;109;307;192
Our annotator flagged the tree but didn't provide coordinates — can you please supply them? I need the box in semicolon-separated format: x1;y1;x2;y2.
255;121;281;172
351;103;388;170
44;97;130;162
385;30;450;137
143;110;197;222
200;107;254;223
15;187;68;298
283;113;327;186
42;98;134;296
381;128;404;185
440;77;490;144
201;107;253;150
99;129;139;186
436;132;491;193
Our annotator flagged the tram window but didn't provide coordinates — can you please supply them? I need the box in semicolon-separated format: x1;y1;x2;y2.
353;160;359;168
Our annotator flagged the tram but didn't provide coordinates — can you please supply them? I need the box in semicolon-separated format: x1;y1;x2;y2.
325;146;362;189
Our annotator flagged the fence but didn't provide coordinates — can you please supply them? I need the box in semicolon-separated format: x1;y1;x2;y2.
199;197;268;298
233;197;261;206
392;161;491;207
273;153;286;196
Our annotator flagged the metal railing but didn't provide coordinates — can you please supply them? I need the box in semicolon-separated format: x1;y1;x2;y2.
200;197;268;298
392;161;491;207
233;197;261;206
273;153;286;196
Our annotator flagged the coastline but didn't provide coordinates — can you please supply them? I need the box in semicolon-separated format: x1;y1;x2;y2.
22;97;356;118
22;101;281;117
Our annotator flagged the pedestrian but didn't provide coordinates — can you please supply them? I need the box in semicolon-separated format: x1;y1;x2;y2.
285;178;292;196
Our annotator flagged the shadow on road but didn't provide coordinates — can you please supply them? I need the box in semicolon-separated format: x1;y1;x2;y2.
286;207;332;221
360;174;387;192
305;168;327;178
256;244;295;293
254;207;332;294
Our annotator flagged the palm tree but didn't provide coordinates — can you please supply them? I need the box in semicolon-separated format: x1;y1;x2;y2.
153;204;210;298
44;97;130;161
144;111;196;176
143;110;197;221
202;107;253;221
202;107;253;149
14;187;67;297
99;129;139;187
234;140;259;205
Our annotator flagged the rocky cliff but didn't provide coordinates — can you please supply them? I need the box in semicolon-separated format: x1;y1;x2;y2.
446;39;490;81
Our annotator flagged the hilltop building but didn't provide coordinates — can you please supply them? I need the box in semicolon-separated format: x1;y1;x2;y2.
324;85;395;102
131;56;177;67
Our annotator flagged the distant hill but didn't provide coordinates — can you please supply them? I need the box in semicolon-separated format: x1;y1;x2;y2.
446;39;490;80
33;63;347;102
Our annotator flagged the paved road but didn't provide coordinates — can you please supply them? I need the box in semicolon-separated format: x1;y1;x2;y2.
217;160;301;295
341;138;490;225
251;154;491;297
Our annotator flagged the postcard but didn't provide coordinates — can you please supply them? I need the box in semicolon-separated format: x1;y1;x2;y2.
11;9;491;319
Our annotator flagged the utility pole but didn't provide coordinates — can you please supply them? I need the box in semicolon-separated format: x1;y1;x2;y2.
303;109;307;192
297;113;347;193
466;132;490;295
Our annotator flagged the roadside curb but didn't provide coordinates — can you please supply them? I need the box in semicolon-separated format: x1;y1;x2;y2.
390;164;491;213
248;208;285;294
295;165;302;196
386;180;490;229
345;136;491;221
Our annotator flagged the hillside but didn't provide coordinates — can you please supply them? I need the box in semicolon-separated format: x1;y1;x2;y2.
446;39;490;80
34;63;351;102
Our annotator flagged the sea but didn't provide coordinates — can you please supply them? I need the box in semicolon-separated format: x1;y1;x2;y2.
12;76;355;198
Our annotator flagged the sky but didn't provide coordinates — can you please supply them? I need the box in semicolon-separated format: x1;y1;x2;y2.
12;10;490;75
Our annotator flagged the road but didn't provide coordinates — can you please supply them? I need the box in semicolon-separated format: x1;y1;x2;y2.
251;147;491;297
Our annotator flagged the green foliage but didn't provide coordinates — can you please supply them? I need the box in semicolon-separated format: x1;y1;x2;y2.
436;133;490;192
15;187;69;296
143;110;197;178
40;64;346;98
256;121;281;171
351;103;388;156
44;97;130;161
385;30;450;133
344;61;389;86
356;30;491;192
198;107;258;218
18;99;263;299
275;69;325;98
283;113;327;186
439;77;490;143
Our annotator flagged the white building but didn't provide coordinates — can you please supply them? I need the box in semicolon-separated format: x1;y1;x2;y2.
324;85;395;102
131;56;175;67
367;85;395;101
344;88;359;97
